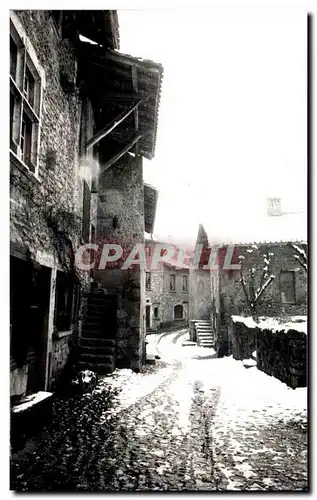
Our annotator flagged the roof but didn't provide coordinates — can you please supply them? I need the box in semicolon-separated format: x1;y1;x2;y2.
74;10;119;50
78;43;164;161
144;183;158;234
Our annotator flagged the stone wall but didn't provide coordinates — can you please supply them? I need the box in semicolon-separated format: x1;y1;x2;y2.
217;242;307;351
94;155;146;371
145;263;189;330
10;11;90;391
10;11;84;258
230;317;307;389
189;268;211;320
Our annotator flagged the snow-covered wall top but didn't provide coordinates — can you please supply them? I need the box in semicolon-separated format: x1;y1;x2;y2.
231;315;307;335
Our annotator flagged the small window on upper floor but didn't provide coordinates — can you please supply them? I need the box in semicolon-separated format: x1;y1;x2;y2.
182;275;188;292
170;273;176;292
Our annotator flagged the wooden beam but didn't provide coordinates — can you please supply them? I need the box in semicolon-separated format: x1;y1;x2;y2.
101;92;142;101
106;50;162;74
131;65;139;155
85;100;143;151
100;134;143;174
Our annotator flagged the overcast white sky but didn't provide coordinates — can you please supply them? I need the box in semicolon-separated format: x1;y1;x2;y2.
119;8;307;245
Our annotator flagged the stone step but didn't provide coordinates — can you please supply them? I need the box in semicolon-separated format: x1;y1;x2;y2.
77;361;115;374
79;345;115;356
196;325;212;330
79;337;116;347
87;296;115;305
79;353;115;364
84;314;107;323
86;304;108;313
197;329;213;334
81;327;115;337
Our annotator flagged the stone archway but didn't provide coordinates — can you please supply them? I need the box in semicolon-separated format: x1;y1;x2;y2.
174;304;184;320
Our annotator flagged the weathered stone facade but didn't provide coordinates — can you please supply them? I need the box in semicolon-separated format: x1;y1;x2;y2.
94;155;146;370
145;257;190;331
10;10;100;396
213;242;307;351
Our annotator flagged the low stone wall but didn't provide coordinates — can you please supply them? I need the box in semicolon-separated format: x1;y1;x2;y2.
230;316;307;389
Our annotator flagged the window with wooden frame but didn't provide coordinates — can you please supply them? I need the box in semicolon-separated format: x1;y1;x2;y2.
170;273;176;292
10;16;43;175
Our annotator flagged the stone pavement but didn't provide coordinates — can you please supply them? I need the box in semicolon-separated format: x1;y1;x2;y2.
10;329;307;492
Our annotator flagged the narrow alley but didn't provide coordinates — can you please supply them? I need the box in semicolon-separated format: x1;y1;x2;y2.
10;329;307;492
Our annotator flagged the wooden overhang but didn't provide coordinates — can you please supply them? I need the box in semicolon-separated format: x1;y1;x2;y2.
77;41;164;169
144;183;158;235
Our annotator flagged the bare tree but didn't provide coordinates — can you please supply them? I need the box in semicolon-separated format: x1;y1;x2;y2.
238;244;275;321
290;242;307;271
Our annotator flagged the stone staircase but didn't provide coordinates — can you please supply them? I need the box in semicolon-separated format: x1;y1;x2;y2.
195;320;214;348
146;327;157;335
78;291;117;374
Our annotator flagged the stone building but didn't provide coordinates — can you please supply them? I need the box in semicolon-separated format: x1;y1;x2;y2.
10;9;164;407
144;241;190;332
190;224;307;353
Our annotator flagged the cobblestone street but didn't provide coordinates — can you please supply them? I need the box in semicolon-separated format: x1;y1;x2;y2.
10;330;307;492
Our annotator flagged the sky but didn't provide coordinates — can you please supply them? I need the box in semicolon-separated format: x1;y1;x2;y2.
118;8;307;245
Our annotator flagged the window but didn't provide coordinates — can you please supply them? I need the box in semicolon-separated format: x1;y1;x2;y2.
10;35;18;79
54;271;74;332
174;304;183;319
146;272;151;290
280;271;296;304
170;273;176;291
182;275;188;292
10;16;43;174
154;307;159;319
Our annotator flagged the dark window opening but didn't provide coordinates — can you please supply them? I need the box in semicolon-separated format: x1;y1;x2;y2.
54;271;74;332
146;272;151;290
182;275;188;291
170;274;175;291
280;271;296;304
154;307;159;319
10;35;18;80
174;304;183;319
